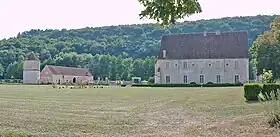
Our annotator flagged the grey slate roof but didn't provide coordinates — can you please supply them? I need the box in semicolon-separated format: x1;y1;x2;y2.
26;52;40;61
158;31;249;59
45;65;92;76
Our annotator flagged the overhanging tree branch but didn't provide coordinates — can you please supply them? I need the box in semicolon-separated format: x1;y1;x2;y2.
138;0;202;26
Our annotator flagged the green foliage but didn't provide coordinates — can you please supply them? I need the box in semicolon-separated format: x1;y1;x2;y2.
261;69;274;83
250;17;280;79
243;83;263;101
259;89;280;128
148;77;154;84
138;0;202;26
203;83;243;87
0;15;277;80
244;83;280;102
131;83;243;87
261;83;280;101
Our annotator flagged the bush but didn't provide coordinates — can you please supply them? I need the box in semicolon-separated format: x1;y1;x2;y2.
121;84;126;87
148;77;154;84
150;84;201;87
206;82;214;84
261;83;280;101
131;83;243;87
190;82;196;84
243;83;262;101
204;83;243;87
259;89;280;128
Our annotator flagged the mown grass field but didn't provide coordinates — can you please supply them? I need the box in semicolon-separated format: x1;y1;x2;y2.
0;85;279;137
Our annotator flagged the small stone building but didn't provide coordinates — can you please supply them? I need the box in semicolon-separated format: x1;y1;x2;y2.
40;65;93;84
23;53;40;84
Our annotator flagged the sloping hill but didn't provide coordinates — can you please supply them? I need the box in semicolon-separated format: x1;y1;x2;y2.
0;15;277;80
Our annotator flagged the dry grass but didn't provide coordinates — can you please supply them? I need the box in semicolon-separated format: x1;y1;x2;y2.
0;85;279;137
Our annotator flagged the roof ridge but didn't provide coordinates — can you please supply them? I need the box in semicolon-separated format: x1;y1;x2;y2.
159;30;248;59
26;52;40;61
163;31;247;37
44;65;92;76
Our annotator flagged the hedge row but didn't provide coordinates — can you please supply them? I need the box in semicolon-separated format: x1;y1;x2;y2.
244;83;280;101
131;83;243;87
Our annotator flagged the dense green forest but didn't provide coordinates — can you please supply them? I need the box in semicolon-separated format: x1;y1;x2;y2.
0;15;278;80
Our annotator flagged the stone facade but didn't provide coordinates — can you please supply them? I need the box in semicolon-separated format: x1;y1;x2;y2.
155;58;249;84
23;53;40;84
40;65;93;84
154;31;249;84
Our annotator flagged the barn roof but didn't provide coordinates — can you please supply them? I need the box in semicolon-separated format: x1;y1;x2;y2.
158;31;249;59
45;65;92;76
26;52;39;61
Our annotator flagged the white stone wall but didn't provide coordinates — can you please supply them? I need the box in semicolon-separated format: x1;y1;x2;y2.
53;75;94;84
154;58;249;84
23;60;40;84
23;60;40;70
40;66;53;84
23;71;40;84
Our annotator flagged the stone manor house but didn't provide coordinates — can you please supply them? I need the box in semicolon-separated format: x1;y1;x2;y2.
154;31;249;84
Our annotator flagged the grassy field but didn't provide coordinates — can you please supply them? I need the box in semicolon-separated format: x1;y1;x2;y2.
0;85;279;137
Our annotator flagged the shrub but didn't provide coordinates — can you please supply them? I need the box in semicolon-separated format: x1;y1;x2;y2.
260;89;280;128
206;82;214;84
190;82;196;84
131;83;243;87
148;77;154;84
204;83;243;87
243;83;262;101
151;84;201;87
121;84;126;87
261;83;280;101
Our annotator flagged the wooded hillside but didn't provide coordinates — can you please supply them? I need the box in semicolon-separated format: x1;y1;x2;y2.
0;15;277;80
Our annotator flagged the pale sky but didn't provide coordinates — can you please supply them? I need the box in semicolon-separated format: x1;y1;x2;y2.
0;0;279;39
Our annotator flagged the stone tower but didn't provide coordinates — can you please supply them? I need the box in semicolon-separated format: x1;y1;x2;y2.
23;53;40;84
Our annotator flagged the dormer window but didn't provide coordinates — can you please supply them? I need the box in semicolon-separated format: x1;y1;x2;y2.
163;50;166;58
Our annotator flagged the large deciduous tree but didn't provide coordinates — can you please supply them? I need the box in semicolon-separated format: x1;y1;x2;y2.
250;17;280;79
138;0;202;26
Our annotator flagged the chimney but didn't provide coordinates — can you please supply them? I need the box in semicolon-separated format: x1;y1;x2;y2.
204;31;207;36
163;50;166;58
216;30;220;35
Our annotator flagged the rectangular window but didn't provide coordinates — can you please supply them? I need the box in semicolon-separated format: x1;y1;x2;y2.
234;61;238;69
199;75;204;83
166;76;170;83
183;62;188;69
216;75;221;83
166;62;170;69
183;75;188;83
235;75;240;83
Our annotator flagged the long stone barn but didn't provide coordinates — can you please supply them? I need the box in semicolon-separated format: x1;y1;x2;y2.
40;65;94;84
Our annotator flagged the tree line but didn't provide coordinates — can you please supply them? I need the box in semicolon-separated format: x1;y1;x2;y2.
0;15;278;80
